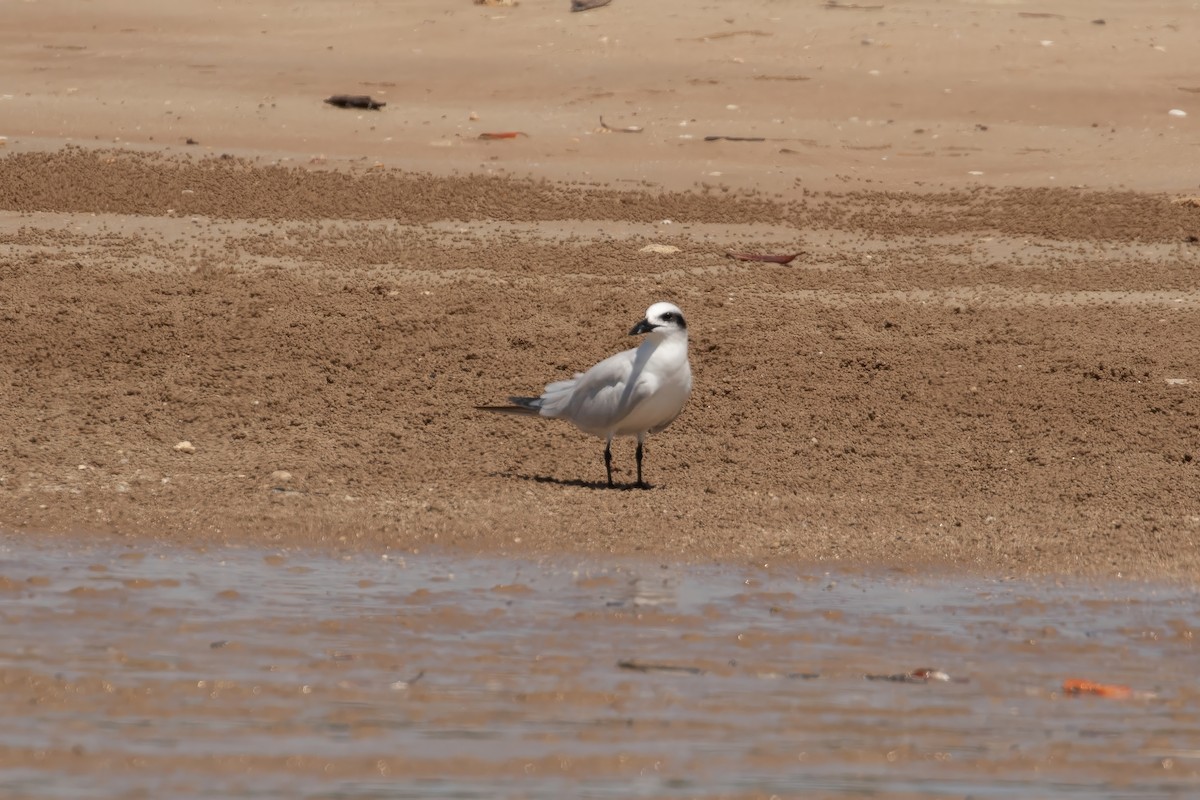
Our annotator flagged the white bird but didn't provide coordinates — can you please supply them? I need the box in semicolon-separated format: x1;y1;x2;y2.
478;302;693;488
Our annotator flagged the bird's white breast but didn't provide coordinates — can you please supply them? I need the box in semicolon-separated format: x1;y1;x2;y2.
610;337;692;437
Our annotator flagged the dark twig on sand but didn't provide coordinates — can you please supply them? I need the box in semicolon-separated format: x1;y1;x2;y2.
324;95;386;110
704;135;767;142
599;116;643;133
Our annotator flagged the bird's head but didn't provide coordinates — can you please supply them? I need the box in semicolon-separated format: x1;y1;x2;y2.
629;302;687;337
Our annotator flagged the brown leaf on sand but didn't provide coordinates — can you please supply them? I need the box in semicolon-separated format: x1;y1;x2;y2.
727;251;802;265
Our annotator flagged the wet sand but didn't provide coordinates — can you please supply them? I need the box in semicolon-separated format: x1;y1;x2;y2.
0;0;1198;575
3;536;1198;799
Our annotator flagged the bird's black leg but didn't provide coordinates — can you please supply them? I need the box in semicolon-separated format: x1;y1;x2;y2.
635;439;647;489
604;440;613;487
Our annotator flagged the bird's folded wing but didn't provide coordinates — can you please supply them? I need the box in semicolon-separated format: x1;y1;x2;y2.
560;351;650;431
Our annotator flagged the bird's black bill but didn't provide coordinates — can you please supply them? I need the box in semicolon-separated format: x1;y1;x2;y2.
629;319;657;336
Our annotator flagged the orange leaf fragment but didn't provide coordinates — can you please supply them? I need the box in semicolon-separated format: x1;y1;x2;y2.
1062;678;1133;699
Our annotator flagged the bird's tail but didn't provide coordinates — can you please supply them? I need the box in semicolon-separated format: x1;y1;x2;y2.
475;396;543;416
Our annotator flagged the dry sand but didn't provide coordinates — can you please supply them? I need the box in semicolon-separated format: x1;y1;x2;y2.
1;0;1198;576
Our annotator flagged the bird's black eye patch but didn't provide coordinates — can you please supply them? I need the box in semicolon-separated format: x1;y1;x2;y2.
661;311;686;328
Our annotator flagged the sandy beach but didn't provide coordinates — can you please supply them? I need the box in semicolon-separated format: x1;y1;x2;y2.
1;0;1198;577
4;4;1200;799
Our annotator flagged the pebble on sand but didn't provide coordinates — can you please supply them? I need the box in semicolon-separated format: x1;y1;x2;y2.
173;441;196;454
270;470;294;483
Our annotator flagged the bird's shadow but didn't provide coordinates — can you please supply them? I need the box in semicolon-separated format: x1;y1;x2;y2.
491;472;653;491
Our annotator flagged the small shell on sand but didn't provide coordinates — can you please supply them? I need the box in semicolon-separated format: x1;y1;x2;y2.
173;441;196;454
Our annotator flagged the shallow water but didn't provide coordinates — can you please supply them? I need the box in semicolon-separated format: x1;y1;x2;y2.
1;536;1197;799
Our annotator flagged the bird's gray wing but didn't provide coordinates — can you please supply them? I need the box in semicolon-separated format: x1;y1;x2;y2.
481;347;650;433
551;348;652;433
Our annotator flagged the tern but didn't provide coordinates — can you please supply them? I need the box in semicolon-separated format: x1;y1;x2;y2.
479;302;693;488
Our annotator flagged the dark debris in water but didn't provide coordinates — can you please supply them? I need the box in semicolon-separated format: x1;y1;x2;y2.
865;668;966;683
618;660;705;675
389;670;425;690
